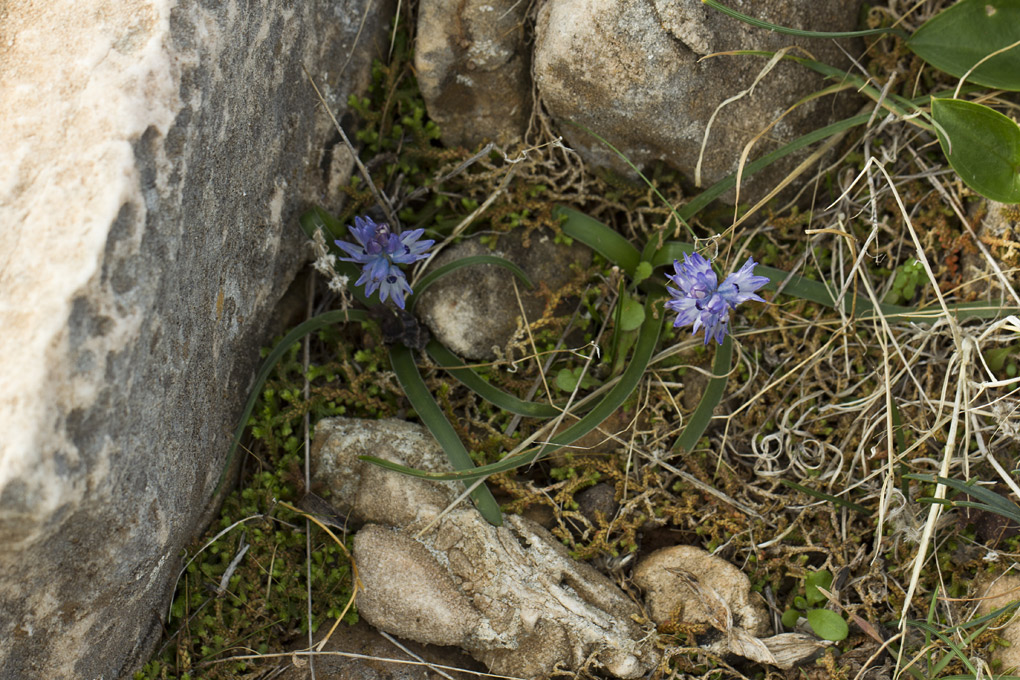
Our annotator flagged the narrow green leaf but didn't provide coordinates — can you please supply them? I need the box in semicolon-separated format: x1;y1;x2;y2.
779;479;869;513
672;335;732;453
411;255;534;308
806;609;849;641
556;206;642;275
908;473;1020;524
932;98;1020;203
426;340;565;419
702;0;906;40
216;309;370;496
908;0;1020;91
362;297;664;481
944;598;1020;632
388;344;503;526
907;620;979;674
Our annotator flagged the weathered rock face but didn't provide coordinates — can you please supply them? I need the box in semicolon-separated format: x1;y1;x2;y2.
415;0;532;149
0;1;389;677
414;231;591;360
312;417;658;679
533;0;861;195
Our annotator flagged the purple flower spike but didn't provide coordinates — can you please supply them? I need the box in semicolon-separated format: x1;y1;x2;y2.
335;216;434;309
665;253;769;345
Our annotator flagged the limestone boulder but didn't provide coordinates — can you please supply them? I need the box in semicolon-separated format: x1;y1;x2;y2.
0;0;389;677
534;0;862;198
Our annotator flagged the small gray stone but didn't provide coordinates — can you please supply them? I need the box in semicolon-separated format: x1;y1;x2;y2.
414;232;591;360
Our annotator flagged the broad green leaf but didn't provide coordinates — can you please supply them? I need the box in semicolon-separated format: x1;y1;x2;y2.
908;0;1020;91
618;294;646;332
983;343;1020;372
632;261;654;285
805;570;833;607
932;98;1020;203
806;609;849;641
781;609;802;628
555;366;598;392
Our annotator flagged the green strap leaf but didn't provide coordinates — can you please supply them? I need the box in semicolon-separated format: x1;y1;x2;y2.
932;98;1020;204
388;344;504;525
362;296;663;481
908;0;1020;91
411;255;534;308
557;206;642;276
672;335;732;453
216;309;371;495
779;479;869;513
702;0;907;40
425;340;566;419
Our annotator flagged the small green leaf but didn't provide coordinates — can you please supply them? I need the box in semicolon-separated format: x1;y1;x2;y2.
555;366;597;392
806;609;849;641
781;608;802;628
805;570;833;607
794;595;808;610
618;295;646;332
983;344;1020;372
932;98;1020;203
632;261;654;285
908;0;1020;91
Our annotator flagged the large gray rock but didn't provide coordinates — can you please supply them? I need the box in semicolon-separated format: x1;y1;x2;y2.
534;0;861;197
0;1;389;677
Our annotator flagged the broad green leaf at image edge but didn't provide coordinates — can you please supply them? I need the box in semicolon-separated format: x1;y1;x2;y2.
908;0;1020;91
932;98;1020;204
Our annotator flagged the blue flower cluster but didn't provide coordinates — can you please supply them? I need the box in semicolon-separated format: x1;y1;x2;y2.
665;253;769;345
335;216;434;309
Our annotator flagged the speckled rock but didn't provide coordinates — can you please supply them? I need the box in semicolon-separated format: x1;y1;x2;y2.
415;0;531;148
633;544;770;635
0;1;389;676
633;545;829;669
312;417;658;679
414;231;591;360
534;0;861;198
